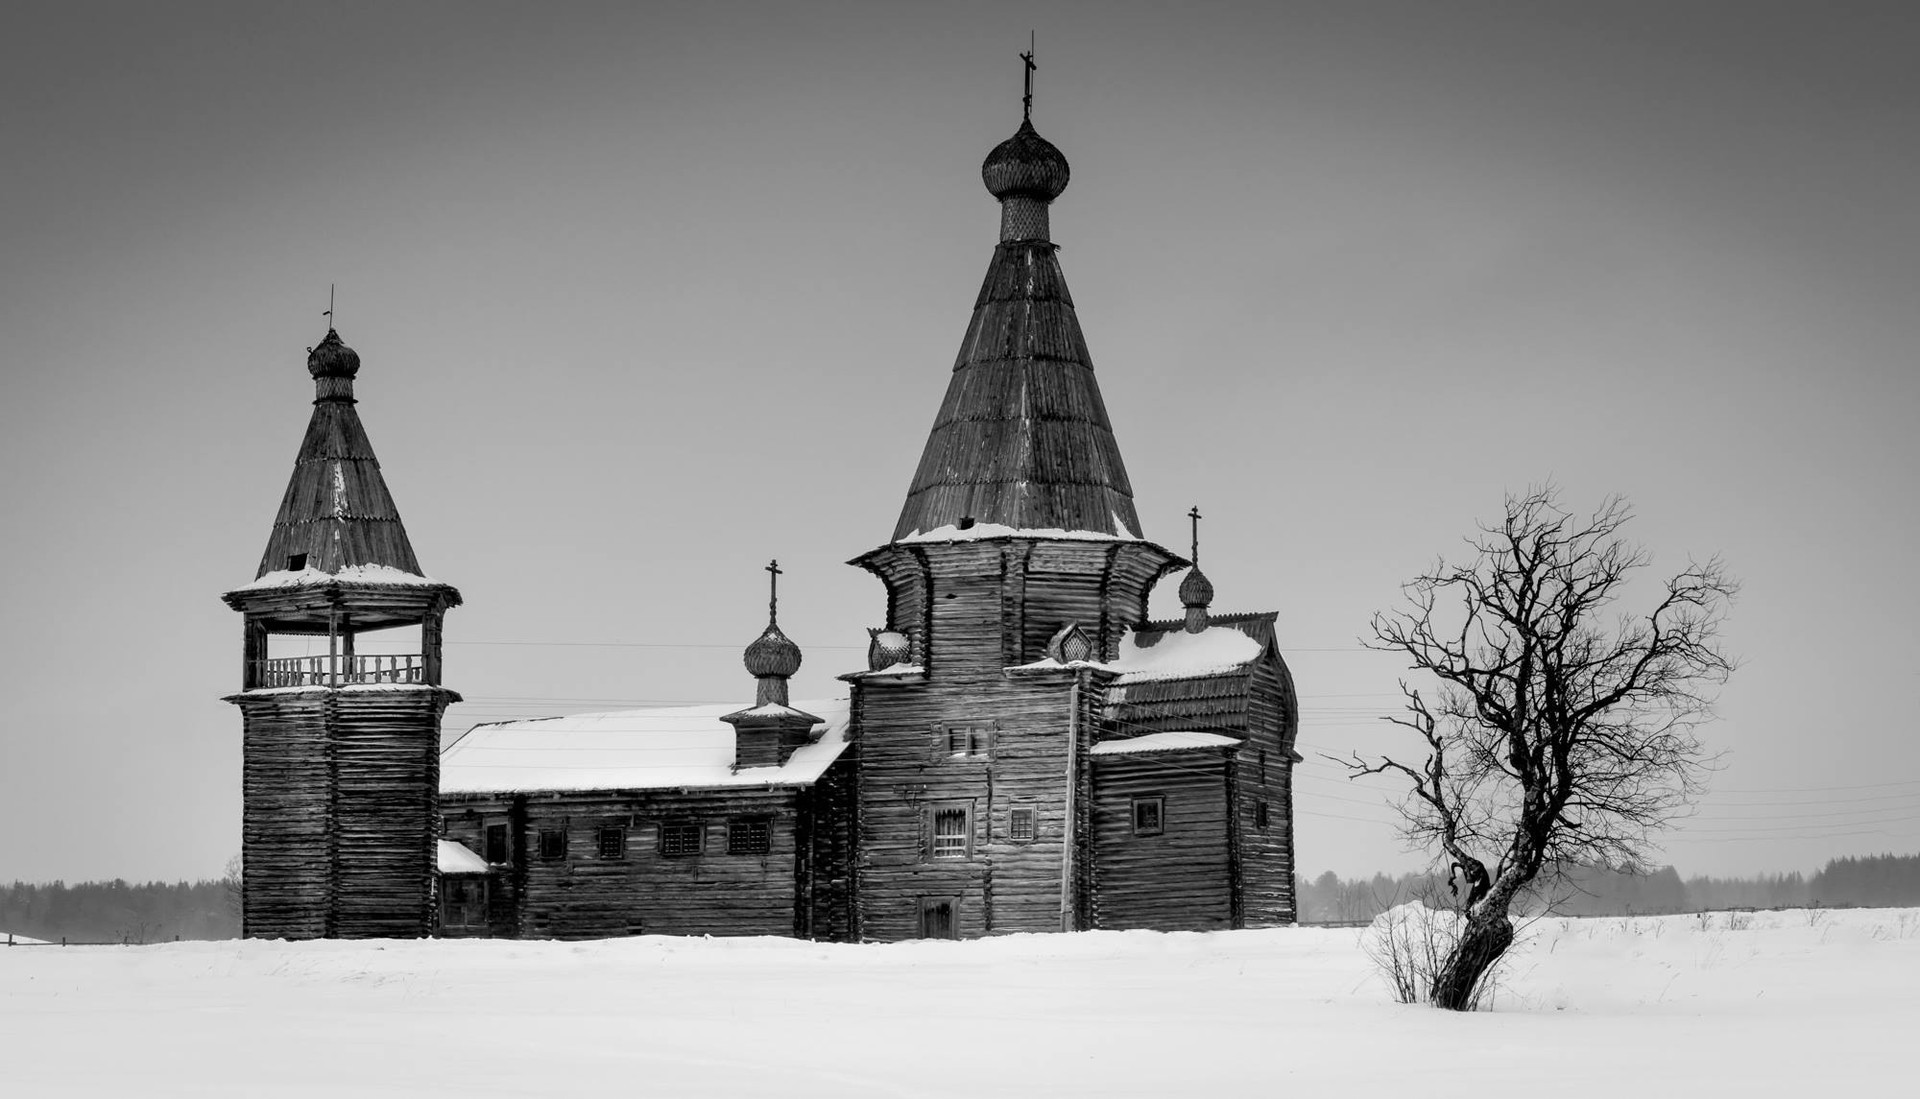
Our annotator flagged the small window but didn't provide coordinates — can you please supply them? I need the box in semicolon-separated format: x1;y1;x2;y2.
484;823;510;865
286;552;308;571
1008;807;1037;843
659;821;704;858
1131;796;1165;836
728;818;772;856
944;725;992;759
931;806;970;859
1258;747;1268;787
537;828;568;860
1254;800;1270;830
596;825;626;859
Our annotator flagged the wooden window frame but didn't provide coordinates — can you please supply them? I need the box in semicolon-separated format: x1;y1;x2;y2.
928;802;973;860
659;821;704;858
483;822;511;866
727;818;772;856
1007;806;1037;843
536;828;568;861
1130;796;1165;837
933;723;995;761
596;825;627;860
1254;800;1270;831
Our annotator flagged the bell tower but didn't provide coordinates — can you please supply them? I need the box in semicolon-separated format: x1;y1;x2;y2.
222;327;461;939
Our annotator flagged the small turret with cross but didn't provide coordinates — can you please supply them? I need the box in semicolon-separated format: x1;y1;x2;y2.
1178;506;1215;633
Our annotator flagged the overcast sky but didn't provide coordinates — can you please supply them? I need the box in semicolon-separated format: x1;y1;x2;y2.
3;1;1917;884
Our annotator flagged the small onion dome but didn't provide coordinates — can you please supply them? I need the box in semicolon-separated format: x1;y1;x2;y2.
867;629;912;671
1179;565;1215;609
307;328;361;379
745;622;803;678
982;119;1070;202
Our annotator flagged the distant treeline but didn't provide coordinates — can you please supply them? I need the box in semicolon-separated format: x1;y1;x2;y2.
1297;853;1920;922
1;880;237;943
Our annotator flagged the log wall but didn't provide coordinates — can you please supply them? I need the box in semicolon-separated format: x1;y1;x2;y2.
441;763;855;941
233;687;451;939
851;671;1100;940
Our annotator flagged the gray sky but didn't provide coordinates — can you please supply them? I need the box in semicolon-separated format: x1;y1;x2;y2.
3;1;1917;883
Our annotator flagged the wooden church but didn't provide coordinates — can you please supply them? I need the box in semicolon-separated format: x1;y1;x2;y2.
225;76;1301;941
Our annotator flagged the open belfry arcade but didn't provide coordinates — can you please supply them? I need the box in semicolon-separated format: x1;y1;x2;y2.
224;65;1302;942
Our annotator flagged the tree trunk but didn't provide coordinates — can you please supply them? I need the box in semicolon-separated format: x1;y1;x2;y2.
1431;908;1514;1011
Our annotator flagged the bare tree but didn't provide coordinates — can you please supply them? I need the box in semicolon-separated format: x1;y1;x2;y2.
1350;488;1735;1010
221;853;243;920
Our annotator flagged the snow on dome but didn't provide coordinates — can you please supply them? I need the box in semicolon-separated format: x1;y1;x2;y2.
1090;731;1241;756
441;698;852;795
897;521;1140;545
436;840;490;875
231;563;442;592
1109;625;1262;683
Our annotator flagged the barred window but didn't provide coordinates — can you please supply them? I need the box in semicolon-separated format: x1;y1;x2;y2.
659;822;703;857
596;825;627;859
728;818;772;856
931;806;970;859
1008;807;1037;843
537;828;568;860
1131;797;1164;837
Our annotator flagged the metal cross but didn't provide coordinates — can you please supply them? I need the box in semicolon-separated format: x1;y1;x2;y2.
1021;34;1036;122
323;283;334;328
1188;506;1202;563
766;559;782;622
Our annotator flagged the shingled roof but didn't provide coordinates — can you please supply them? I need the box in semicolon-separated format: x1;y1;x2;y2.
251;328;427;579
891;118;1141;542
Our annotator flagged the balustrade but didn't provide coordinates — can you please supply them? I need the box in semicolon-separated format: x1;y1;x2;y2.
253;653;427;688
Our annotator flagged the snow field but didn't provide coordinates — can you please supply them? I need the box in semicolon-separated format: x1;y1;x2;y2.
2;908;1914;1097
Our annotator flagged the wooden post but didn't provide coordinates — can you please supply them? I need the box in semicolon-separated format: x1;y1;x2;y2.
1060;675;1080;932
340;614;355;681
242;618;266;691
327;608;339;688
422;604;444;686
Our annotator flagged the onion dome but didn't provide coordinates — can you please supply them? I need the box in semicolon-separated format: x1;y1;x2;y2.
307;328;361;379
867;629;912;671
745;621;803;678
982;119;1070;202
1179;565;1215;609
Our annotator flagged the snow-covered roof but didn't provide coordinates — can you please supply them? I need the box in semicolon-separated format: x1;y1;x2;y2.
1090;731;1243;756
436;840;490;875
839;663;926;683
440;698;852;796
230;563;444;592
897;521;1139;544
1108;625;1263;683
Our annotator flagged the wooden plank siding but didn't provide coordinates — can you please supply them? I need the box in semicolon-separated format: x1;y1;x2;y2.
1104;615;1301;926
1089;750;1234;931
232;687;454;939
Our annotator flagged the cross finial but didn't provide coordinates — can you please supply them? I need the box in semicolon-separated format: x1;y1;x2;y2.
1188;506;1202;564
323;283;334;329
1020;33;1036;122
765;559;783;624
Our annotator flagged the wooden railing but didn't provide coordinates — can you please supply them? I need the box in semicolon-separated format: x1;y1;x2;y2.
254;654;426;688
